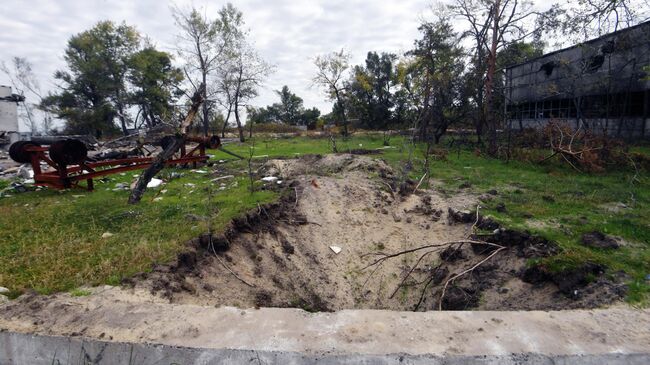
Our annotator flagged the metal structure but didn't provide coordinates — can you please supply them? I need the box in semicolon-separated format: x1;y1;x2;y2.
8;136;220;190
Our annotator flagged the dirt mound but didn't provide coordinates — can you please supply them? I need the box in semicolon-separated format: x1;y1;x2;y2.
1;154;627;314
128;154;625;311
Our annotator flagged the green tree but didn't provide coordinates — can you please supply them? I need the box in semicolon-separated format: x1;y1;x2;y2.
346;52;396;129
128;47;184;129
406;20;466;143
275;86;304;125
43;21;140;137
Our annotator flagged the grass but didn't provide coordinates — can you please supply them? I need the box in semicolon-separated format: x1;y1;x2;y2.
0;133;648;304
0;165;276;298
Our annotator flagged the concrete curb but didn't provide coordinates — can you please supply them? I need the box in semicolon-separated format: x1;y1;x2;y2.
1;331;649;365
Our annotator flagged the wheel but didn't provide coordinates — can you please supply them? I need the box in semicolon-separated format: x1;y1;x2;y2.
9;141;41;163
49;139;88;166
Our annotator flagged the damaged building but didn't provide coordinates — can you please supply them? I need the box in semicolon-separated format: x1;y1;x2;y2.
505;21;650;139
0;85;24;146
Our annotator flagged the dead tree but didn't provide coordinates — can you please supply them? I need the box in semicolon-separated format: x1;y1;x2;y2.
128;84;205;204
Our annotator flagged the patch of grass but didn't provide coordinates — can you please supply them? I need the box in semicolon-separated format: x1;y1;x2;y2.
70;288;91;297
0;167;276;296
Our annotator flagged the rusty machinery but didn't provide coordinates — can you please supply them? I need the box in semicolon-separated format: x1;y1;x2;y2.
8;136;221;190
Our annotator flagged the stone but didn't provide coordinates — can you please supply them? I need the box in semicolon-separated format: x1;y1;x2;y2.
101;232;114;239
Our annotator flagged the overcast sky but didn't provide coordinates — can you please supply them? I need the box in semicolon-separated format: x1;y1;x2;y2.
0;0;441;128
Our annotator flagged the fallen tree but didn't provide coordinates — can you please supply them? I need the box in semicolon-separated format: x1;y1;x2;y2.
128;84;205;204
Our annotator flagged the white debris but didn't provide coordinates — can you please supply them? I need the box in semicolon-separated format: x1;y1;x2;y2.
153;197;163;202
72;195;85;198
253;155;269;159
184;183;196;187
277;180;283;185
160;189;168;194
329;245;342;254
18;165;34;179
218;160;226;163
23;179;35;184
101;232;114;239
147;178;164;188
261;176;278;182
211;175;234;182
191;169;208;174
0;286;9;294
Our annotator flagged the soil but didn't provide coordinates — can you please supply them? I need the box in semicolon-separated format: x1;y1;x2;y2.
0;154;627;319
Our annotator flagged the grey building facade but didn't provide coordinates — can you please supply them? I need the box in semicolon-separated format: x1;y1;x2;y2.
505;21;650;139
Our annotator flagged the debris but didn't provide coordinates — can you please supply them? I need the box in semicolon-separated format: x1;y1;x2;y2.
261;176;278;182
211;175;234;182
184;183;196;188
191;169;208;174
101;232;114;239
311;179;319;188
153;197;163;202
329;245;342;254
72;195;85;198
581;231;620;249
17;165;34;179
160;189;168;194
0;286;9;294
146;178;164;188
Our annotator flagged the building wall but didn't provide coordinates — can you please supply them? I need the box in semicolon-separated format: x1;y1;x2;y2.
0;85;19;133
505;21;650;138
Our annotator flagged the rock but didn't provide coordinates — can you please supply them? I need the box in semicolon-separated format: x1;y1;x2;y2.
0;286;9;294
329;245;342;254
101;232;114;239
147;178;164;188
0;294;8;304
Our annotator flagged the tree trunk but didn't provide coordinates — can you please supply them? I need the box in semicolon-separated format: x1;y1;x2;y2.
201;71;209;136
234;103;245;142
484;0;501;156
128;85;205;204
221;104;232;138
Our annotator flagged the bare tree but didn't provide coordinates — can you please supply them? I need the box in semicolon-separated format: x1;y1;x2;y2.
172;4;230;136
313;49;351;135
1;57;53;134
219;41;273;142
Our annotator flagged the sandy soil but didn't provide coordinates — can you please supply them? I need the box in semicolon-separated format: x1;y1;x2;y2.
0;154;628;334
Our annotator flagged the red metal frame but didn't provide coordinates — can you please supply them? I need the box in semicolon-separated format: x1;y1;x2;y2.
23;140;211;191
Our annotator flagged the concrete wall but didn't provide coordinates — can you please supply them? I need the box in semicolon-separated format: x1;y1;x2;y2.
508;117;649;138
0;86;19;133
1;331;649;365
506;22;650;102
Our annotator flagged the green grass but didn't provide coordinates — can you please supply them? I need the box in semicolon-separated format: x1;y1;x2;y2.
0;133;648;305
0;166;276;297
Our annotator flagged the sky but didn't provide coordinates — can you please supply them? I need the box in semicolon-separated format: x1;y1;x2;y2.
0;0;438;130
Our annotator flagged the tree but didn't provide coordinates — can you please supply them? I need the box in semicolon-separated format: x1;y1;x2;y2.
0;57;48;134
555;0;650;42
128;47;184;129
313;49;351;135
406;20;466;144
172;4;242;136
450;0;556;155
275;86;304;125
43;21;140;137
346;52;397;130
221;41;273;141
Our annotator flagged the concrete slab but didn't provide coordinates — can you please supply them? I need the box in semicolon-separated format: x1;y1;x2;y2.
1;295;648;364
